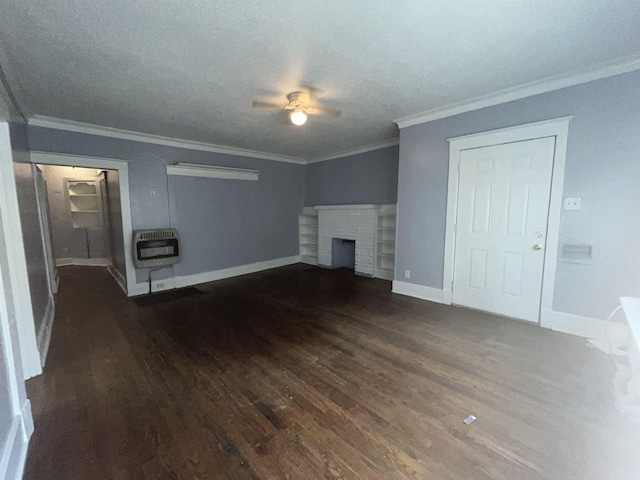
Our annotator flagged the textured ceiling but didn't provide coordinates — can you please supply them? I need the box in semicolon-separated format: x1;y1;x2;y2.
1;0;640;159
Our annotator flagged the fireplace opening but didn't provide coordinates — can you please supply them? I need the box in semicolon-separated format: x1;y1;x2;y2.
331;238;356;271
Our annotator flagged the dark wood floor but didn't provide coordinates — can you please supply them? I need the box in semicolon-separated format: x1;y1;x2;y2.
24;265;640;479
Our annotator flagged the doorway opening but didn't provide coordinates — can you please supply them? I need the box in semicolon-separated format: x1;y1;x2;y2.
36;164;127;293
30;151;136;298
443;117;571;325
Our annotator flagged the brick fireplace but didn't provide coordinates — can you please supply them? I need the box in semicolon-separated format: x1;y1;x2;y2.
316;205;378;276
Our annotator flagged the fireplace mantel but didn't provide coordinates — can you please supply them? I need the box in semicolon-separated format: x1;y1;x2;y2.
315;204;380;211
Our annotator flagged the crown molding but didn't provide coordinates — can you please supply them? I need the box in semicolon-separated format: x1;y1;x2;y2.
28;115;307;165
306;138;399;164
394;54;640;129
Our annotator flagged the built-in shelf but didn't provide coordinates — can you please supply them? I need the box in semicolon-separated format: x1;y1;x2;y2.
375;207;397;281
299;209;319;265
68;180;101;229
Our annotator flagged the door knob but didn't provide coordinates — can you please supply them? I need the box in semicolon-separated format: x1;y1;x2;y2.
535;231;543;238
533;244;542;250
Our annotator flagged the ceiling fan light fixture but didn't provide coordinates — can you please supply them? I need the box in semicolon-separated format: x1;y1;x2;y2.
290;110;307;126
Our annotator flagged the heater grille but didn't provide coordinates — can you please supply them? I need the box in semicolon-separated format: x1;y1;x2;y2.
133;229;181;268
139;229;176;240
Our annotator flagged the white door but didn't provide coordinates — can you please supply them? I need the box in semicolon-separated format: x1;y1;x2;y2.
452;137;556;322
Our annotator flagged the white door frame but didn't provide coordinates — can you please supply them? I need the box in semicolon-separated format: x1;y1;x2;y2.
0;121;42;379
30;152;137;297
33;165;57;295
442;116;572;324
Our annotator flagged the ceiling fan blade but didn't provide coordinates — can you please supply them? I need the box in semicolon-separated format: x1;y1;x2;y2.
301;85;324;100
305;106;342;118
252;100;284;109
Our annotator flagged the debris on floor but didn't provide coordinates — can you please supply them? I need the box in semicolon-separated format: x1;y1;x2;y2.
463;415;476;425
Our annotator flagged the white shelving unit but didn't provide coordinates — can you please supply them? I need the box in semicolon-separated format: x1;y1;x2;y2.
299;208;319;265
375;205;397;280
68;180;101;229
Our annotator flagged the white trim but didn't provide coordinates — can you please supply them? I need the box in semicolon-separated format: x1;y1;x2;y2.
32;165;57;295
442;117;571;327
36;295;55;367
166;163;259;181
540;309;607;342
0;405;31;480
446;116;573;149
151;276;176;293
0;418;21;480
130;255;300;296
306;139;399;164
29;151;138;296
0;122;41;379
31;151;129;170
394;55;640;129
107;265;127;295
392;281;445;304
29;115;306;165
315;204;380;210
55;257;110;267
21;399;33;439
621;297;640;354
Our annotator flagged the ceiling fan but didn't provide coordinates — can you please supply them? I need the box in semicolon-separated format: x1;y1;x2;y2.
252;88;341;126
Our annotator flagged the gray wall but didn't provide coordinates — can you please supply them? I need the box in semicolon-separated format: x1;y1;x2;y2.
396;70;640;319
304;146;399;206
28;127;305;284
11;121;50;335
40;165;107;259
105;170;126;280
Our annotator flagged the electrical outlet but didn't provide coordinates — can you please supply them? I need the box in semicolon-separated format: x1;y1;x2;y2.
404;270;410;279
564;197;581;210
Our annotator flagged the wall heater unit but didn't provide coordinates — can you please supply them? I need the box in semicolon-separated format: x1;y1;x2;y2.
133;229;181;268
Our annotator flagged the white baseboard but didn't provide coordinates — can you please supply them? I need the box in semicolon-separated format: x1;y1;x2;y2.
131;255;300;296
392;281;445;304
540;308;607;342
151;276;176;293
392;284;606;341
37;295;55;367
21;400;33;438
107;265;128;295
56;257;110;267
0;401;32;480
